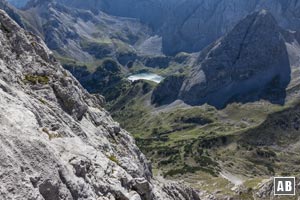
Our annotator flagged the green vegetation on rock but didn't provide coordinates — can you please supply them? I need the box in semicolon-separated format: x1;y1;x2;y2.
24;74;49;85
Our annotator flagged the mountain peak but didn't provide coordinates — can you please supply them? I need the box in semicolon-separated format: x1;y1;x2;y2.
153;10;291;108
253;9;277;27
258;9;268;16
180;10;290;108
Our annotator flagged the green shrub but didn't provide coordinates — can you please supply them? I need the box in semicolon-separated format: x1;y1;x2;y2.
24;74;49;85
108;155;119;165
39;98;47;104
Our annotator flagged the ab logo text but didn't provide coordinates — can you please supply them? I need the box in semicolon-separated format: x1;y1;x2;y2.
274;177;295;195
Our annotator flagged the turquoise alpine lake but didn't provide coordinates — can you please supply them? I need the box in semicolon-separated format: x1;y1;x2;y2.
128;73;164;83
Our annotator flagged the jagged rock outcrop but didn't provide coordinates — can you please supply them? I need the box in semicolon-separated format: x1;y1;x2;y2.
153;10;291;108
0;9;203;200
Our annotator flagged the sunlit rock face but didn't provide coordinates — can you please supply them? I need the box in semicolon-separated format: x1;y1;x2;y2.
0;9;204;200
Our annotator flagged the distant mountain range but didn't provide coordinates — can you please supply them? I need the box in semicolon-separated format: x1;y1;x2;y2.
7;0;300;55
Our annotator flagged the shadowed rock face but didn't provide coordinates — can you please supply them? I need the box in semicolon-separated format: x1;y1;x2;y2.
152;10;291;108
0;9;205;200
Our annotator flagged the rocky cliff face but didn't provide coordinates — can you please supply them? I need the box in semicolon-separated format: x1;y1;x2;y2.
0;9;204;200
153;10;291;108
